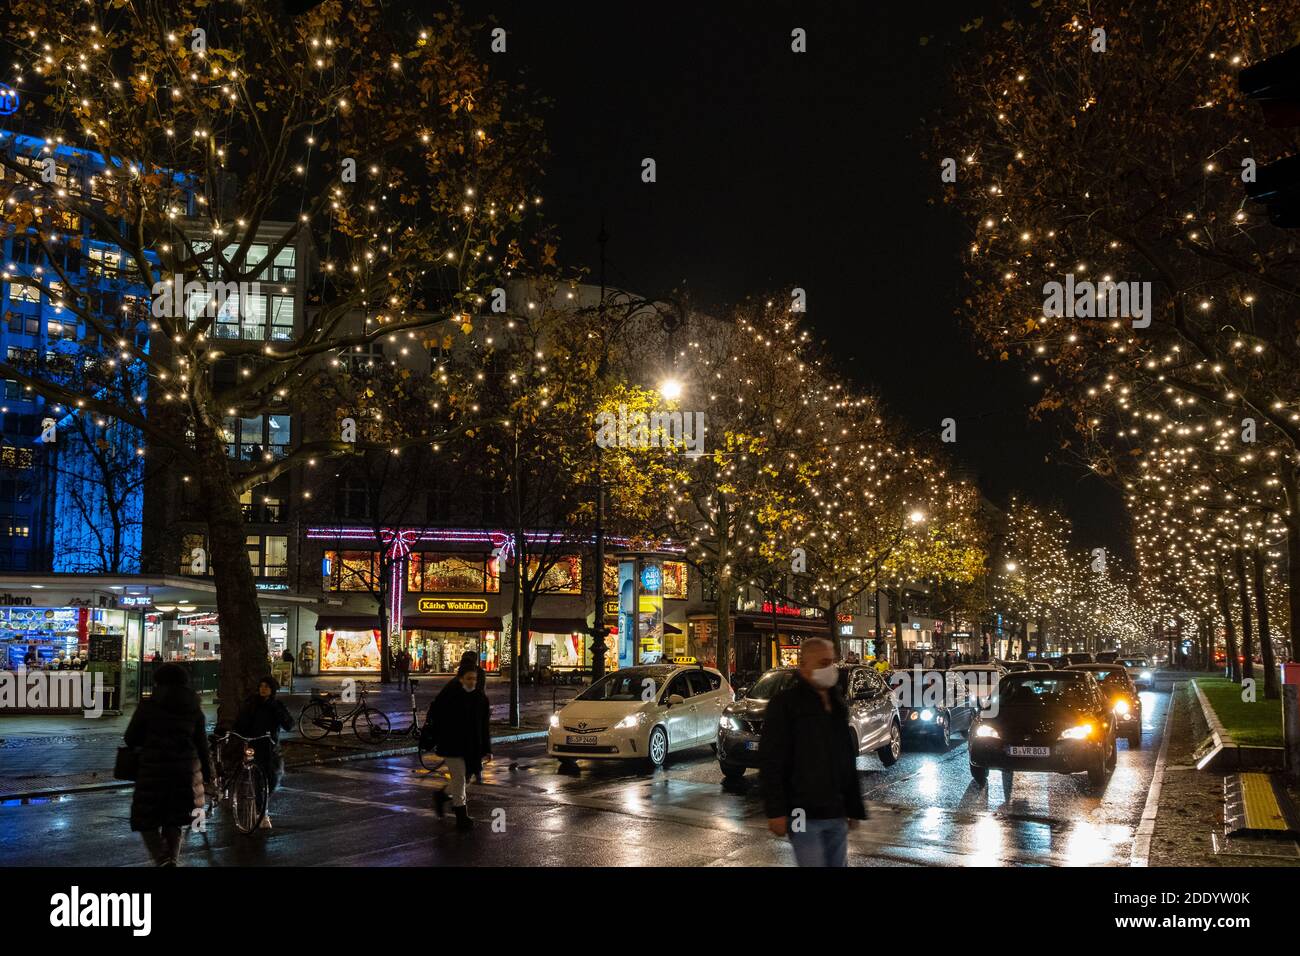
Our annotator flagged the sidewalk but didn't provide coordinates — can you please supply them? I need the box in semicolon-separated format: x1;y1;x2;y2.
0;677;574;800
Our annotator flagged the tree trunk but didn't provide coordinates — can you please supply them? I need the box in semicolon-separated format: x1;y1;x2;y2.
1282;464;1300;662
1233;549;1254;685
195;438;266;726
715;578;733;681
1036;614;1046;658
1253;547;1279;700
1215;566;1241;682
892;588;905;663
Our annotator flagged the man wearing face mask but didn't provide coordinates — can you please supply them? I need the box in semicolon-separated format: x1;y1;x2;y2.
759;637;866;866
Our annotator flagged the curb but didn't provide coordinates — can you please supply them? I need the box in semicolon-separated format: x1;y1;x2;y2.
1;729;548;801
1131;680;1179;867
1190;679;1285;771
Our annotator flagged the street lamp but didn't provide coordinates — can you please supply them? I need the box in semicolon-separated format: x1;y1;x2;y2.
909;509;926;525
659;378;683;401
1005;561;1018;572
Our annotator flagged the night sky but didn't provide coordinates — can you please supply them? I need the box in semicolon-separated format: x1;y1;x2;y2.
463;0;1129;555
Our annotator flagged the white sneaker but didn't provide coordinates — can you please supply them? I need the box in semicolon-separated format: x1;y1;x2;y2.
259;814;273;830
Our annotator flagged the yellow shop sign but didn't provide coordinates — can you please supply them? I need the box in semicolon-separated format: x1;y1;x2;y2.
417;597;489;614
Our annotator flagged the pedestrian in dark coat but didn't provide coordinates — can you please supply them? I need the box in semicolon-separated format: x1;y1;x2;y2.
760;637;866;867
124;663;211;866
425;660;491;830
457;649;489;781
232;676;294;828
395;648;411;691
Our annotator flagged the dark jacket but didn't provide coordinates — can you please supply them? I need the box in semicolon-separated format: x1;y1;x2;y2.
233;693;294;744
233;691;294;790
759;676;866;822
425;678;491;776
124;684;212;831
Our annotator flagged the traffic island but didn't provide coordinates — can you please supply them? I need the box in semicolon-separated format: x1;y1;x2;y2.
1190;678;1285;771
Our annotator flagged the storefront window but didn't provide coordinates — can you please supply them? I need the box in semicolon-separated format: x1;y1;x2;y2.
663;561;688;600
527;554;582;594
408;553;499;593
325;550;378;591
400;629;500;673
320;628;381;671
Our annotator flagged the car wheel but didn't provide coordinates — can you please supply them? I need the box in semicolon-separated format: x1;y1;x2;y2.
970;763;988;786
937;719;951;750
720;762;746;781
1107;736;1118;770
1087;749;1108;788
877;720;902;766
646;725;668;770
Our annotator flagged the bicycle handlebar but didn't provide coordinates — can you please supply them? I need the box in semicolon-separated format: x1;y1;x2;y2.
216;732;273;743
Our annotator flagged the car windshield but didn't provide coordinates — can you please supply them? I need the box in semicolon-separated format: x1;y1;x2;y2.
746;669;797;700
577;667;674;702
998;676;1093;708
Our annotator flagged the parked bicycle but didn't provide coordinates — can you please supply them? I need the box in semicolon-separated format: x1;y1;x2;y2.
209;731;272;834
386;679;443;771
297;682;391;742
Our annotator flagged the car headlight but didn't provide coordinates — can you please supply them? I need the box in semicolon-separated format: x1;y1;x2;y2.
1140;671;1152;680
1059;722;1095;740
549;714;560;728
920;709;935;721
1113;698;1130;716
614;713;644;730
719;715;742;732
974;724;999;739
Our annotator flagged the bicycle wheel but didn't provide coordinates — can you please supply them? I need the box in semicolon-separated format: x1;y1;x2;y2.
298;701;332;740
353;706;391;742
230;764;269;834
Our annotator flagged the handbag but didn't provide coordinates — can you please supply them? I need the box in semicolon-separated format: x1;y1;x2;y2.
113;746;140;781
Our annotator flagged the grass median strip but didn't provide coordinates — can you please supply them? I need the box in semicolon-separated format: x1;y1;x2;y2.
1196;678;1284;747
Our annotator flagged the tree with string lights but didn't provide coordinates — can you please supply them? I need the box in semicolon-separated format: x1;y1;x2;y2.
0;0;544;717
937;0;1300;655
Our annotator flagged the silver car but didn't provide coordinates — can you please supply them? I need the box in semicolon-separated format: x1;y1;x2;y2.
716;664;902;780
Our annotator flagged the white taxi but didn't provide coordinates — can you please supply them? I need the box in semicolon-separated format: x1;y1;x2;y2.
548;660;732;770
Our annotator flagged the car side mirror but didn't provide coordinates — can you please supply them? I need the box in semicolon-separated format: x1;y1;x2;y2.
734;686;749;699
666;694;686;706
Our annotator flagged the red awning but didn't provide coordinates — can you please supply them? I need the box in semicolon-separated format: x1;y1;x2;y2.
314;615;379;632
316;615;502;631
527;618;589;634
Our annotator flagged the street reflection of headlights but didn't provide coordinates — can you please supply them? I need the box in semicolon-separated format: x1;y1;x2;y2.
920;709;935;721
549;714;560;728
1059;723;1094;740
1113;699;1131;716
614;713;644;730
719;715;742;732
974;724;999;739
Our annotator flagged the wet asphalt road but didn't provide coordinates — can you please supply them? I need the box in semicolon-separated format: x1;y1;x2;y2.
0;690;1168;867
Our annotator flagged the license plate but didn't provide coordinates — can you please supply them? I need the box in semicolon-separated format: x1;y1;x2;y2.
745;740;760;751
566;735;597;745
1006;746;1050;757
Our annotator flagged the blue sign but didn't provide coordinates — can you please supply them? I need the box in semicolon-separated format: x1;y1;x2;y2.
0;85;19;116
640;564;662;592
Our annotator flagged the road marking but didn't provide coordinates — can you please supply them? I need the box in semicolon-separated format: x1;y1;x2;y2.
1131;683;1176;866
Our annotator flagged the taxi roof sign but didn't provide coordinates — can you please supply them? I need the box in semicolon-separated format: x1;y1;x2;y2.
672;656;699;665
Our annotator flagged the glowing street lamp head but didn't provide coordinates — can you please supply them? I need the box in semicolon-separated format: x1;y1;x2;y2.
909;510;926;524
1005;561;1018;572
659;378;683;401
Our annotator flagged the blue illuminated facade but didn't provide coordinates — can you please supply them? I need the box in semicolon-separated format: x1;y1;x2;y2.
0;133;183;572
